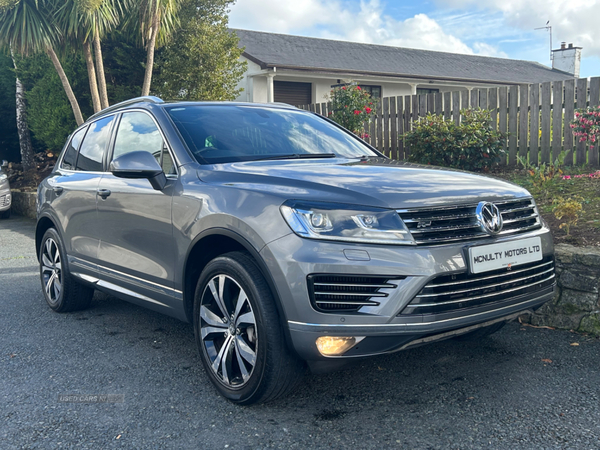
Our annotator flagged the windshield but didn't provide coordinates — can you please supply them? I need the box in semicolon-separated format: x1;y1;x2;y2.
165;105;379;164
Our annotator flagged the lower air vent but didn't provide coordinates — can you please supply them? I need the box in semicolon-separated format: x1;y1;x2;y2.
399;257;555;317
308;274;403;313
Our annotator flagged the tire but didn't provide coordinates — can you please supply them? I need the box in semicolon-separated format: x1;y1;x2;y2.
193;251;305;405
39;228;94;312
454;321;507;341
0;209;10;219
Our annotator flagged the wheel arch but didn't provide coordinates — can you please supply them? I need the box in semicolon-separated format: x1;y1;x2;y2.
183;229;293;349
35;214;59;261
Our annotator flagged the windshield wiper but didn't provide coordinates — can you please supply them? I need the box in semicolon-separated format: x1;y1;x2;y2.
250;153;337;161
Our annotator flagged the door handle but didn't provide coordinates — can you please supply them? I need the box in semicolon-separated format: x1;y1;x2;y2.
53;186;63;195
97;188;111;199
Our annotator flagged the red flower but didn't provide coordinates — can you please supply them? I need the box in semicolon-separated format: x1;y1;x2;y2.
356;86;361;90
354;110;361;115
365;107;372;114
342;86;346;90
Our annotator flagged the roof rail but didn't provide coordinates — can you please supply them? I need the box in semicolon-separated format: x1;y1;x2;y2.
87;96;164;122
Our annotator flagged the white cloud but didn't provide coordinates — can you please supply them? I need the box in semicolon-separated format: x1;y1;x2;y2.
434;0;600;58
229;0;502;56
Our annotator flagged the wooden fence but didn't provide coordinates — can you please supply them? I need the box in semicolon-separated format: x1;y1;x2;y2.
298;77;600;167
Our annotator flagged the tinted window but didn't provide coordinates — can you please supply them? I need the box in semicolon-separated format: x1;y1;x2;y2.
61;127;87;170
112;112;176;175
76;116;115;172
166;105;378;164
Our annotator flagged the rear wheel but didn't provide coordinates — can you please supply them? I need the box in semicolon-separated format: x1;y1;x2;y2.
454;321;507;341
194;251;305;404
40;228;94;312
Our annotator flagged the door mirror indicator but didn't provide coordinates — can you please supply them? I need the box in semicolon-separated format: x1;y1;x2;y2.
109;151;167;190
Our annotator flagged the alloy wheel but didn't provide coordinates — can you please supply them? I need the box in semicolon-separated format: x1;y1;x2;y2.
41;237;62;304
199;274;258;388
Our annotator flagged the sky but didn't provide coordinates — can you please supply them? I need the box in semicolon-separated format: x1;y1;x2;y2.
228;0;600;78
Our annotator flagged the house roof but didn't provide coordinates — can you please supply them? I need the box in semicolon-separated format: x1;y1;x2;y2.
233;29;574;85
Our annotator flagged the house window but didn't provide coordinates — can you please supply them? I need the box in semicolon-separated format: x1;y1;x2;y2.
330;84;381;98
416;88;439;95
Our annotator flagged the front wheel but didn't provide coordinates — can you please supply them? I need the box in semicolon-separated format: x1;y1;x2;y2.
40;228;94;312
193;251;305;404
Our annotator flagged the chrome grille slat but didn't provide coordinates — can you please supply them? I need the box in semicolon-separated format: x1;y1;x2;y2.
308;274;403;313
407;272;555;308
426;260;554;288
416;267;555;298
400;257;555;316
398;198;541;245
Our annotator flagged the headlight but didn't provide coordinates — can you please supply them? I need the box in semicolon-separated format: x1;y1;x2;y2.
280;201;415;245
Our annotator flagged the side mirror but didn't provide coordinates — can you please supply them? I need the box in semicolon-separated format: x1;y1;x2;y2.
109;151;167;191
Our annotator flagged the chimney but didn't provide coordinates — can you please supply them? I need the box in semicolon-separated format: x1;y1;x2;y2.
552;43;582;78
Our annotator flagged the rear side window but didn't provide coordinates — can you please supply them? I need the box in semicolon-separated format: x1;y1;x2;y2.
60;127;87;170
76;116;115;172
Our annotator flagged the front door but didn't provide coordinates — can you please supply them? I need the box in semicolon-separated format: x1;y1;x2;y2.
95;111;178;311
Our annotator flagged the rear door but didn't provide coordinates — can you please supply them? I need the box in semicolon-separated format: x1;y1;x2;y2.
95;111;178;311
50;115;116;277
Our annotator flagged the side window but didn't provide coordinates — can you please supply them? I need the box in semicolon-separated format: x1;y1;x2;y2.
112;112;175;175
76;116;115;172
60;127;87;170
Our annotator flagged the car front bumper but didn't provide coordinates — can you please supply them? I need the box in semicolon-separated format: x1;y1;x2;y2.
0;188;11;212
260;227;556;362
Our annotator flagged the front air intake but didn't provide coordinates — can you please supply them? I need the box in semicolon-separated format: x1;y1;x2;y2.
307;274;403;313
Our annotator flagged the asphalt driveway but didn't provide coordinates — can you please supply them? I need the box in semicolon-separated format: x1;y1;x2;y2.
1;216;599;449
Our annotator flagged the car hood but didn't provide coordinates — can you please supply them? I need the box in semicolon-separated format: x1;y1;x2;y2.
196;157;530;209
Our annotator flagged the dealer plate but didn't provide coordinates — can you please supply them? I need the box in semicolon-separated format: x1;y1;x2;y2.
468;236;543;274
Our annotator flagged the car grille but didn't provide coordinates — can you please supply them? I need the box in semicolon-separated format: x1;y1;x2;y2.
399;257;555;316
0;193;10;207
397;198;541;245
307;274;404;313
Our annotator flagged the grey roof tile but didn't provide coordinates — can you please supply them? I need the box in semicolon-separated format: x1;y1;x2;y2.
233;29;574;84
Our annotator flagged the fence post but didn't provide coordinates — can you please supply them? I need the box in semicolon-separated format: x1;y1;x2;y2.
575;78;588;165
489;88;498;130
390;97;397;160
383;97;390;157
508;85;518;166
552;81;564;162
397;96;404;160
498;87;508;165
452;91;460;125
589;77;600;166
405;95;413;159
444;92;451;121
529;84;540;166
540;82;552;164
563;79;575;166
518;84;529;162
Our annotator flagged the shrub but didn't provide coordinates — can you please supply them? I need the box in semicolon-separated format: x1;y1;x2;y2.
552;195;584;235
404;108;504;171
517;151;566;202
571;106;600;144
327;82;377;136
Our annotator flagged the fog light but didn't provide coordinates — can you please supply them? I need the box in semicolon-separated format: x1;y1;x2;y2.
316;336;357;356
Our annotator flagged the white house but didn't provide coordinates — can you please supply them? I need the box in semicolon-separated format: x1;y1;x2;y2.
233;29;579;105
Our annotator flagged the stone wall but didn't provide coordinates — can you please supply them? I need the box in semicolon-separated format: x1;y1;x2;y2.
10;190;37;219
528;244;600;335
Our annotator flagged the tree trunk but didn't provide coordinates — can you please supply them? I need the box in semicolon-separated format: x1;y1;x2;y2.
93;25;109;109
141;12;160;97
46;47;84;126
10;47;34;172
83;40;101;113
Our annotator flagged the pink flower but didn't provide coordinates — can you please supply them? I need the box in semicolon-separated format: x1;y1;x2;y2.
356;86;361;90
342;86;346;90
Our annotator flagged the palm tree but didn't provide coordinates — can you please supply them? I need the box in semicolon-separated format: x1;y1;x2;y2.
9;46;35;171
0;0;85;125
55;0;124;112
127;0;180;96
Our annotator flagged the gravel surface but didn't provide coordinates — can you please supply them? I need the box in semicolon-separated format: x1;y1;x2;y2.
1;216;599;449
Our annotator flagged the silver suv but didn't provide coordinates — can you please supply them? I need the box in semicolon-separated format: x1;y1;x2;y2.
37;97;556;404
